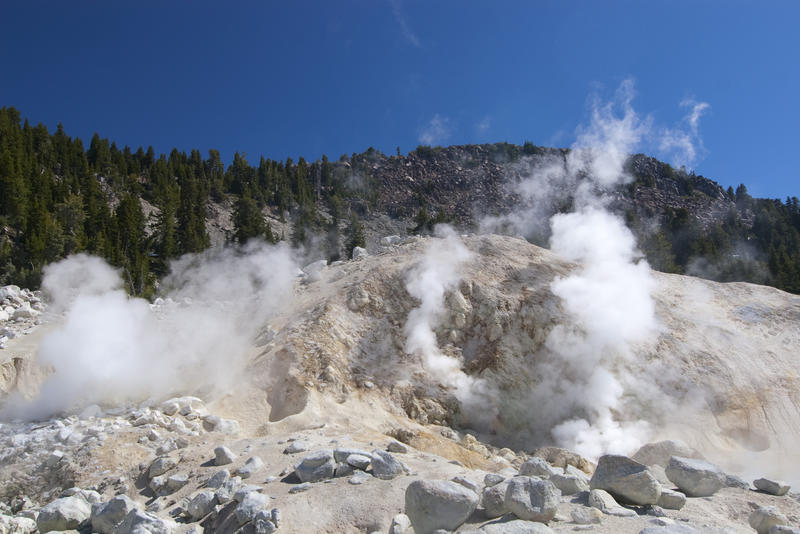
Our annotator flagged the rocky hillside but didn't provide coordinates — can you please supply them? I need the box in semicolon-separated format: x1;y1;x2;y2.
0;234;798;533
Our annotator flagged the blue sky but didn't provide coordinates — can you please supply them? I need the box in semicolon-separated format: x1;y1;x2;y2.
1;1;798;199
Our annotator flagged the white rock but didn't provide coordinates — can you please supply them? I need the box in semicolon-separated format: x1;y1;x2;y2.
481;479;509;518
665;456;725;497
37;496;91;532
237;456;265;479
519;457;559;478
187;490;217;521
115;509;176;534
571;506;603;524
589;454;661;505
389;513;412;534
352;246;368;259
404;479;479;534
0;515;36;533
750;506;790;534
214;445;236;466
90;494;137;534
234;491;268;526
505;476;560;522
294;450;335;482
657;488;687;510
754;477;791;496
284;440;311;454
549;473;589;495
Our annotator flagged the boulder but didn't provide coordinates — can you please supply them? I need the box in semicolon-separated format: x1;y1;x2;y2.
478;518;557;533
148;456;178;478
519;457;559;478
37;496;92;532
234;491;269;526
389;513;411;534
114;509;175;534
371;449;405;479
284;440;311;454
549;473;589;495
387;440;409;453
484;473;505;487
754;478;791;496
656;488;686;510
481;480;509;518
381;235;402;246
352;246;368;259
588;489;637;517
237;456;265;479
0;515;36;533
166;473;189;492
90;495;137;534
725;474;750;489
531;446;593;473
571;506;603;524
665;456;725;497
345;453;371;470
404;479;479;534
294;450;335;482
214;446;236;466
631;440;703;467
589;455;661;505
333;447;371;462
187;491;217;521
207;469;230;489
749;506;790;534
504;476;560;522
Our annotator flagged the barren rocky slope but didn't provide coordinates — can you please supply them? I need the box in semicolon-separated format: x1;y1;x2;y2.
0;234;798;533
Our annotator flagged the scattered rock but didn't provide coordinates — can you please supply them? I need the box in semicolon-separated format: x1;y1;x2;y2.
90;495;138;534
187;491;217;521
519;457;559;478
484;473;505;487
352;246;368;259
115;509;176;534
237;456;265;479
37;496;92;532
0;515;36;533
590;454;661;505
149;456;178;478
571;506;603;524
207;469;231;489
724;474;750;489
387;440;409;453
657;488;686;510
588;489;637;517
404;479;479;534
295;450;336;482
234;491;269;526
754;478;791;496
749;506;790;534
504;476;560;522
389;513;411;534
289;482;312;494
481;479;509;518
214;445;236;466
665;456;725;497
549;473;589;495
371;449;405;480
345;453;371;470
284;440;311;454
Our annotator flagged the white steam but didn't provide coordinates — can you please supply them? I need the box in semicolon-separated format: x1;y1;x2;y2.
6;242;297;419
404;225;495;428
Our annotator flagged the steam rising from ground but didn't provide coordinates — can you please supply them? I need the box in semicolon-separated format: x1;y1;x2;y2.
478;80;707;458
5;242;297;419
403;226;496;429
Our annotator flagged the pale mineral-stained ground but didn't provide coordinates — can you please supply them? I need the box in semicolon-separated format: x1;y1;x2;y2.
0;234;798;533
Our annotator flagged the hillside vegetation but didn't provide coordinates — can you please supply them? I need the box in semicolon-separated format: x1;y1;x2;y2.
1;106;798;294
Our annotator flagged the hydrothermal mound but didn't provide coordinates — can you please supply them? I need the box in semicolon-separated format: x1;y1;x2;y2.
0;233;798;533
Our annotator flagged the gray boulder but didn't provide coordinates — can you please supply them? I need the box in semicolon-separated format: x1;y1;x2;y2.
664;456;725;497
333;447;371;462
91;495;137;534
656;488;686;510
206;469;230;489
571;506;603;524
346;453;371;470
481;480;509;518
37;496;92;532
589;455;661;505
187;491;217;521
588;489;636;517
237;456;265;479
749;506;790;534
294;449;335;482
234;491;268;526
504;476;560;522
148;456;178;478
549;473;589;495
754;478;791;496
484;473;505;487
724;473;750;489
284;440;310;454
631;440;702;467
114;509;175;534
214;446;236;466
371;449;405;479
404;479;479;534
479;517;556;533
519;457;559;478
